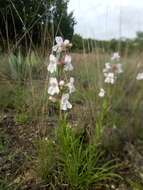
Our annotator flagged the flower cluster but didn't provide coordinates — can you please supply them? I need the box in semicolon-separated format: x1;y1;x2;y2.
103;52;123;85
98;52;123;98
47;36;75;111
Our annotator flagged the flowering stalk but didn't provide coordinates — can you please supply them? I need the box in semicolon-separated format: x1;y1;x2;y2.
96;52;123;140
47;36;75;118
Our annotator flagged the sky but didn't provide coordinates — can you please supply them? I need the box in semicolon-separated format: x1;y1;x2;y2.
68;0;143;40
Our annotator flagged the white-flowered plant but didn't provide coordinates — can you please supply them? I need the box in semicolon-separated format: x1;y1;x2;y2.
103;52;123;84
47;36;75;112
136;72;143;80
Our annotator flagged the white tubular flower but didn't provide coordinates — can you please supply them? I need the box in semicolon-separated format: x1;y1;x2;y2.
66;77;75;94
103;62;111;74
98;88;105;98
64;55;73;71
111;52;120;61
47;54;57;73
60;93;72;111
48;78;60;96
65;54;72;63
105;62;111;70
136;73;143;80
64;39;72;47
116;63;123;74
105;72;115;84
55;36;63;46
64;39;70;46
59;80;65;86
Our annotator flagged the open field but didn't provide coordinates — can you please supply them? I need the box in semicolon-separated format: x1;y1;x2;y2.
0;51;143;189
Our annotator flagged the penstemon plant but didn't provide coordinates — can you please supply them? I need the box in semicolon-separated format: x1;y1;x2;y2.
96;52;124;140
47;36;75;118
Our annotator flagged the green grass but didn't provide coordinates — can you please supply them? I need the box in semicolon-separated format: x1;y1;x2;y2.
36;119;120;190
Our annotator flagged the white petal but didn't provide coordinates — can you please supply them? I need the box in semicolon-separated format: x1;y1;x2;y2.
55;86;60;94
55;36;63;45
105;62;111;69
64;55;72;63
67;101;72;109
59;80;65;86
48;78;60;95
70;77;75;83
99;88;105;97
64;63;73;71
47;63;57;73
136;73;143;80
64;39;70;45
60;93;72;111
111;52;120;61
49;54;56;62
48;87;55;96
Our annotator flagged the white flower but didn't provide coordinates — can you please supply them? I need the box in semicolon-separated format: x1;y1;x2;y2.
60;93;72;111
103;62;111;74
98;88;105;98
47;54;57;73
64;63;74;71
105;62;111;70
116;63;123;74
111;52;120;61
64;55;73;71
48;78;60;95
64;39;70;46
66;77;75;94
105;72;115;84
136;73;143;80
65;54;71;63
59;80;65;86
54;37;72;52
55;36;63;46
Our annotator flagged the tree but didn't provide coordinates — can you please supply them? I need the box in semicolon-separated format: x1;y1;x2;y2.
0;0;76;50
134;31;143;52
53;0;75;40
72;34;83;51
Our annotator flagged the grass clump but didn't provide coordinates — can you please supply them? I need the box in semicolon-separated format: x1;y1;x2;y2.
36;119;120;190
